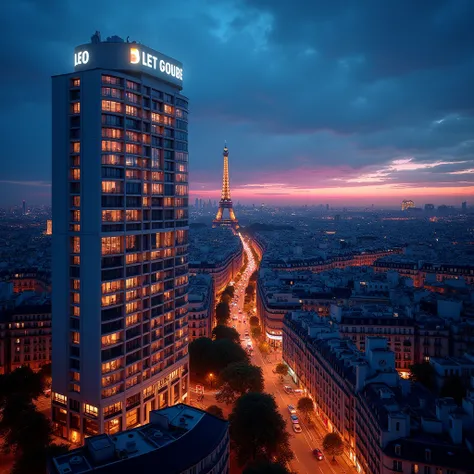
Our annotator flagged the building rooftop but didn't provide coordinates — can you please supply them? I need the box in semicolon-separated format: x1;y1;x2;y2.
50;404;228;474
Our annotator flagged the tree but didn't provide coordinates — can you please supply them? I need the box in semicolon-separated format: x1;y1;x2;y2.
251;326;262;339
322;432;344;461
206;405;225;419
0;365;44;407
258;341;271;358
213;339;249;373
440;375;466;405
189;337;215;375
297;397;314;420
39;363;52;390
216;362;264;404
246;283;255;296
0;367;69;474
222;285;235;299
216;302;230;325
249;316;260;327
229;393;294;466
409;363;436;390
243;461;291;474
275;363;288;381
189;337;249;376
212;325;240;344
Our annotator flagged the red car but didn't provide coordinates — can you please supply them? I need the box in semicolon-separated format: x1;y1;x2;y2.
312;449;324;461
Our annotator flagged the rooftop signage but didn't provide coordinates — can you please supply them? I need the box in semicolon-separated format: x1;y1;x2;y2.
73;41;183;89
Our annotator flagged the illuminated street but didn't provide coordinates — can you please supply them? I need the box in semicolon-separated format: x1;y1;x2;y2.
228;234;355;474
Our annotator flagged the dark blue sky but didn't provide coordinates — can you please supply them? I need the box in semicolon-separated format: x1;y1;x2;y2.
1;0;473;206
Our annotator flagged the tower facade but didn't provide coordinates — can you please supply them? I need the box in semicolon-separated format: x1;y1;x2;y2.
213;144;238;228
52;33;189;443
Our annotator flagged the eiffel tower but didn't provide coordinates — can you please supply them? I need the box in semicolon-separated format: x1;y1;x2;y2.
213;143;239;229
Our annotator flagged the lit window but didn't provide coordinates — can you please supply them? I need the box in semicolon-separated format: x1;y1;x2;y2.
125;143;141;154
102;154;123;165
71;169;81;180
164;104;174;115
53;392;67;405
126;302;139;314
102;140;123;152
71;102;81;114
126;313;139;326
102;280;123;294
102;75;121;86
126;210;140;221
101;294;120;307
102;180;123;194
101;236;123;255
71;332;80;344
71;236;80;253
71;78;81;87
151;183;163;195
102;128;123;139
101;332;121;347
125;105;138;117
102;100;122;113
71;142;81;153
126;277;139;289
102;210;123;222
102;359;122;374
84;403;99;417
151;113;162;124
72;196;81;207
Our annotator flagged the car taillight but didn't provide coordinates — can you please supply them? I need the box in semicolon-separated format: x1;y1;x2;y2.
319;456;323;460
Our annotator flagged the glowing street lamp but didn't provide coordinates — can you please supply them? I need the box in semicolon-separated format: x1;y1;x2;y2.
208;372;215;388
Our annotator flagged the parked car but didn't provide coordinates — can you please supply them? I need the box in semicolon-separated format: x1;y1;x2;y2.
290;414;299;424
287;404;297;414
312;449;324;461
283;385;293;394
293;423;302;433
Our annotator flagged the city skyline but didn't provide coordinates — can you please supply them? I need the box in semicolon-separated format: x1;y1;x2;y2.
1;0;474;207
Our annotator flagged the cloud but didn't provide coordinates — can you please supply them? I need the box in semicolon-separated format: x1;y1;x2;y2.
0;0;473;205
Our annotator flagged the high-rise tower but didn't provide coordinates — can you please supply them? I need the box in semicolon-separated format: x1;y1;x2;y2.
213;144;238;228
52;33;189;443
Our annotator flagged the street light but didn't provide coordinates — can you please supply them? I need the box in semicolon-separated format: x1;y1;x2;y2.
208;372;214;388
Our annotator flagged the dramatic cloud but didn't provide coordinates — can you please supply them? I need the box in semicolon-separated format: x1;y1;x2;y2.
0;0;473;206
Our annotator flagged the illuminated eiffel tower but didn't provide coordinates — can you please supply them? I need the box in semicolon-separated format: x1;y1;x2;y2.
213;143;239;229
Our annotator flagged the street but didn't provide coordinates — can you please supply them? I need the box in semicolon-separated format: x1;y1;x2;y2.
216;234;354;474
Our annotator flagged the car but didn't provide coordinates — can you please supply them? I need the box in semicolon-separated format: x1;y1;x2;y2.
283;385;293;394
287;404;297;414
294;389;304;394
312;449;324;461
290;414;299;424
292;423;302;433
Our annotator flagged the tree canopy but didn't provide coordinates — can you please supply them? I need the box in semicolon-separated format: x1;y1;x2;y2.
229;393;294;467
0;366;69;474
275;363;288;378
212;325;241;344
258;341;271;357
322;432;344;460
249;316;260;327
297;397;314;419
216;362;264;404
189;337;249;376
215;302;231;325
251;326;262;339
206;405;225;419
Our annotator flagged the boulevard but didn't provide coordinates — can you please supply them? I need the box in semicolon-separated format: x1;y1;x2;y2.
192;233;355;474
